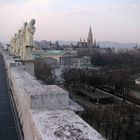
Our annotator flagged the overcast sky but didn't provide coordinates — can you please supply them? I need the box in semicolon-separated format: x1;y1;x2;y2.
0;0;140;43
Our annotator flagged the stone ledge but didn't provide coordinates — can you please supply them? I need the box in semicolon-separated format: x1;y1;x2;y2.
2;51;70;110
1;48;105;140
31;110;105;140
30;85;69;110
10;67;69;110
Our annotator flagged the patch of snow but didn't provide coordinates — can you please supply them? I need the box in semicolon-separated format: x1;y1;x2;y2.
32;110;105;140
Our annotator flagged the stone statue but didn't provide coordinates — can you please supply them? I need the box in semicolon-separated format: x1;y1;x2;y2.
20;22;28;59
10;19;36;60
13;33;18;56
25;19;36;46
10;37;14;55
24;19;36;59
15;29;22;56
13;33;17;55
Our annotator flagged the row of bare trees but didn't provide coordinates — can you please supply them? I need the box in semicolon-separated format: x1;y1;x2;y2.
81;103;140;140
62;68;134;93
91;50;140;73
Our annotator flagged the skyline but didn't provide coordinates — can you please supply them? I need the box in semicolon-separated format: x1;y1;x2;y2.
0;0;140;43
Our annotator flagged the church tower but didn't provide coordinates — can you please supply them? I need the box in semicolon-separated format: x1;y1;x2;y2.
87;26;93;47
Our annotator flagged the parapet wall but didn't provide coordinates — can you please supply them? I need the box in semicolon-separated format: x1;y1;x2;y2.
1;49;105;140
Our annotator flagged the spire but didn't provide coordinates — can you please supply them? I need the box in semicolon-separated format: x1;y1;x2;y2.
80;38;82;42
87;26;93;47
89;26;92;36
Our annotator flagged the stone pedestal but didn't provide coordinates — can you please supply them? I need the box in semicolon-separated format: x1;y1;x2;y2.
21;60;36;77
23;45;33;60
30;85;69;110
13;56;21;61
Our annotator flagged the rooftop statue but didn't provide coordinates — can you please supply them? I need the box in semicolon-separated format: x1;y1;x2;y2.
20;22;28;59
24;19;36;59
13;33;17;55
25;19;36;47
10;19;36;60
10;34;16;55
15;29;22;56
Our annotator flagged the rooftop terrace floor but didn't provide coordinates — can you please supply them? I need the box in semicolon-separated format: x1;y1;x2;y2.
0;54;19;140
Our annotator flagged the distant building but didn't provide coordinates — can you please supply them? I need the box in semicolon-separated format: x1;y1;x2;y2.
48;41;60;50
77;26;95;48
76;26;114;56
34;41;61;50
76;26;97;56
59;48;91;68
60;56;91;68
32;48;91;68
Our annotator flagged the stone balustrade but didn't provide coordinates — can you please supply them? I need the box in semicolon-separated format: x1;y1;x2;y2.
1;48;105;140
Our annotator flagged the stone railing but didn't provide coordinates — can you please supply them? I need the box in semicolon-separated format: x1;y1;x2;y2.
0;49;105;140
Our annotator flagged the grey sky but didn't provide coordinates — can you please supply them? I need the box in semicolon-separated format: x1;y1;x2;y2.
0;0;140;43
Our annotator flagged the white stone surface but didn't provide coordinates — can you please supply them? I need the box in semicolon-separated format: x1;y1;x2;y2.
30;85;69;110
69;99;84;112
1;49;105;140
32;110;105;140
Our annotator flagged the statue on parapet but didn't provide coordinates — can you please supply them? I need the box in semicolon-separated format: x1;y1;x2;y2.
20;22;28;59
10;35;14;55
10;19;36;60
10;33;17;56
15;29;22;57
24;19;36;60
